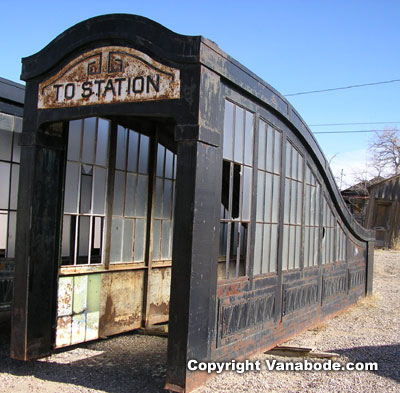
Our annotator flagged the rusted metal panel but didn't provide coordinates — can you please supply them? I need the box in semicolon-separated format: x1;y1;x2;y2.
55;274;101;348
148;267;171;325
38;46;181;109
99;270;144;337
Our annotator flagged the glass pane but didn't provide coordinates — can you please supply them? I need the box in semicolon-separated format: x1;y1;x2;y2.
285;143;291;177
154;178;163;219
294;226;301;269
80;166;93;214
156;144;165;177
244;111;253;166
296;181;303;225
113;170;125;216
270;224;278;273
122;218;133;262
125;173;137;217
152;220;161;260
163;179;173;219
7;211;16;258
282;225;289;271
234;106;244;164
91;216;103;263
10;164;19;210
256;170;264;222
64;162;79;214
253;223;263;275
0;212;7;251
298;155;303;182
92;167;107;215
283;178;290;224
291;147;298;180
272;174;280;223
223;100;234;160
127;130;139;172
266;126;273;173
116;126;127;170
135;175;148;217
264;173;272;223
138;135;149;174
96;118;109;167
258;120;266;170
0;129;12;161
219;222;228;257
12;133;21;163
161;220;172;260
134;219;146;262
110;217;123;262
290;180;296;224
305;186;311;226
261;224;271;274
288;225;296;270
273;130;281;174
62;215;72;257
82;118;96;164
67;120;82;161
242;167;252;221
0;162;10;209
78;216;90;261
165;149;174;179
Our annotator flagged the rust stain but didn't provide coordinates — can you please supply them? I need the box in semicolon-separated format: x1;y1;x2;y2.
38;46;181;109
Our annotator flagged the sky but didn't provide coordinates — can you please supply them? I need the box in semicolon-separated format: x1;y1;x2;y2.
2;0;399;189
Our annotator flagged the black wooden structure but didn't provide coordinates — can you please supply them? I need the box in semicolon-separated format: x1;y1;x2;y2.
0;78;24;319
365;174;400;248
11;15;374;392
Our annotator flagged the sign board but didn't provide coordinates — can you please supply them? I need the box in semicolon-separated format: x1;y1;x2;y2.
38;46;180;109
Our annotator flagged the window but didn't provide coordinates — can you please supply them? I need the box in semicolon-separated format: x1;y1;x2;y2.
219;100;254;280
303;165;320;268
253;120;281;275
321;196;336;264
0;112;21;260
282;141;304;271
62;118;110;265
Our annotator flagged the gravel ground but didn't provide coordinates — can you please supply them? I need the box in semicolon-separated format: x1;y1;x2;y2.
0;249;399;393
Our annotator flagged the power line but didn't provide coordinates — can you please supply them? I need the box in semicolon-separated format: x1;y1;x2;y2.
309;121;400;127
284;79;400;97
314;129;398;134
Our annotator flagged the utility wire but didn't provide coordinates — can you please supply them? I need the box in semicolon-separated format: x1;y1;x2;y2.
310;121;400;127
314;129;398;134
284;79;400;97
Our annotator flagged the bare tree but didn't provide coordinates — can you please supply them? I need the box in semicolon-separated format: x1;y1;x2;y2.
369;128;400;175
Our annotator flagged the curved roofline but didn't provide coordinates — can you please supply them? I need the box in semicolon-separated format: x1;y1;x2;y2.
21;14;202;81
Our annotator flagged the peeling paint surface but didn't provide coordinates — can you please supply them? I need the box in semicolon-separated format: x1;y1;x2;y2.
38;46;181;109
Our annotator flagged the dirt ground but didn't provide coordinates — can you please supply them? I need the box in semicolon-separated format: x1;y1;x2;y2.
0;249;399;393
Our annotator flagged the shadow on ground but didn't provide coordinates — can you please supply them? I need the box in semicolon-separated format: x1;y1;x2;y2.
335;343;400;383
0;321;168;393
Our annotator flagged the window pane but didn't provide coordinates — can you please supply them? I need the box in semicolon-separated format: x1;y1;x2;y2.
116;126;127;170
82;118;96;164
0;162;10;209
78;216;90;262
223;100;234;160
165;149;174;179
91;216;103;263
122;219;133;262
258;121;266;171
64;162;79;214
261;224;271;274
110;217;123;262
264;173;272;223
156;144;165;177
68;120;82;161
152;220;161;261
0;212;7;251
270;224;278;273
273;130;281;174
266;126;273;173
163;179;173;219
80;166;93;214
234;106;244;164
92;167;107;215
242;166;252;221
62;215;72;257
256;170;264;222
0;130;12;161
133;219;146;262
7;211;16;258
12;133;21;163
124;173;137;217
96;118;109;167
113;170;125;216
127;130;139;172
135;175;148;217
154;178;163;219
161;220;172;260
10;164;19;210
138;135;149;174
244;111;253;166
253;223;263;275
272;175;280;223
